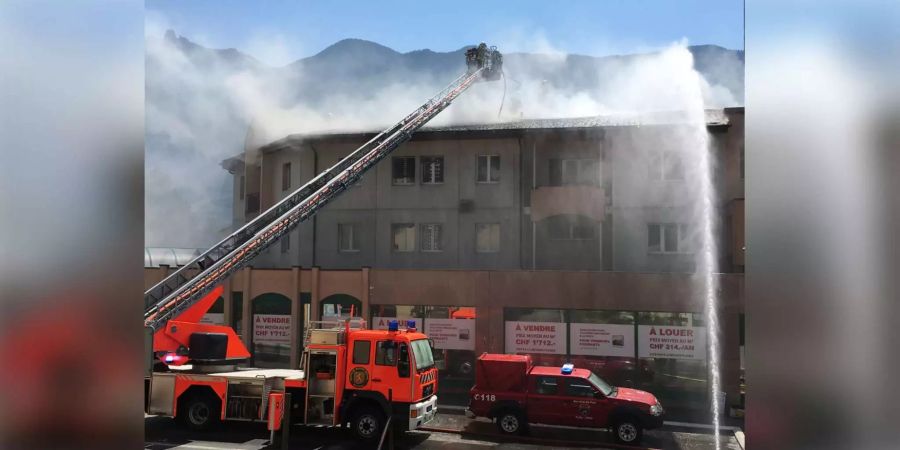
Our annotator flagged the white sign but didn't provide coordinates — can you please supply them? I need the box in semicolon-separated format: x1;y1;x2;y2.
505;321;566;354
638;325;706;360
425;318;475;351
200;313;225;325
372;316;422;331
570;323;635;357
254;314;292;345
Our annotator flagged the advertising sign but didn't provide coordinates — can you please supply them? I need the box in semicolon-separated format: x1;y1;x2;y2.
504;321;566;354
638;325;706;360
371;316;422;331
253;314;292;345
200;313;225;325
569;323;635;357
425;318;475;351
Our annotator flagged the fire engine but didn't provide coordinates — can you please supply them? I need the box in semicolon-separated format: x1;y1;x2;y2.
466;353;664;445
144;44;502;441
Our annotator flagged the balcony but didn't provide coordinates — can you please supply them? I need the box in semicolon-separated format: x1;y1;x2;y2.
530;185;606;222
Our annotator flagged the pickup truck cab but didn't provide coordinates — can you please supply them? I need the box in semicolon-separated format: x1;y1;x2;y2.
466;354;664;445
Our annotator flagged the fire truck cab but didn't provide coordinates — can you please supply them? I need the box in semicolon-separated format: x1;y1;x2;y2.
145;318;438;442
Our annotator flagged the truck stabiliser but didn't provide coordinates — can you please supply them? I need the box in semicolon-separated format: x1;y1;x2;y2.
466;353;665;445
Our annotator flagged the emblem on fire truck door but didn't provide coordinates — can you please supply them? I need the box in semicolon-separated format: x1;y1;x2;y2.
349;367;369;388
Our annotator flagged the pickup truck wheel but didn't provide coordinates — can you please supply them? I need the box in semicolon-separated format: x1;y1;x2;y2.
351;406;384;442
496;409;527;435
613;417;643;444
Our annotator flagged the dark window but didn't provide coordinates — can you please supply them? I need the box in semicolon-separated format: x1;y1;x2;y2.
475;223;500;253
392;157;416;185
547;215;596;240
375;341;398;366
338;223;359;252
566;381;596;397
477;155;500;183
280;234;290;253
549;158;598;186
282;162;291;191
534;376;559;395
391;223;416;252
421;156;444;184
352;340;371;365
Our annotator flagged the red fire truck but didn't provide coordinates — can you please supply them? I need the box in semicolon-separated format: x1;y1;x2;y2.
146;289;438;441
466;353;664;445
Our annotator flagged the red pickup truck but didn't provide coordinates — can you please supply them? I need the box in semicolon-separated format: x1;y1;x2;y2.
466;353;664;445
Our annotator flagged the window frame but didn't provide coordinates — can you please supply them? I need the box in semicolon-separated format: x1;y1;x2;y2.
533;376;561;396
647;222;692;254
338;223;360;253
420;156;445;185
475;223;501;253
391;223;416;253
476;154;501;184
420;223;443;253
550;158;600;186
392;156;416;185
547;215;597;241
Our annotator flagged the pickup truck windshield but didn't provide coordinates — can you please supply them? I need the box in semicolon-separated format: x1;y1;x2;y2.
588;372;615;397
410;339;435;371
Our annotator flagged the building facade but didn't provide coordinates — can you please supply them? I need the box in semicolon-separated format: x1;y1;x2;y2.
148;107;745;422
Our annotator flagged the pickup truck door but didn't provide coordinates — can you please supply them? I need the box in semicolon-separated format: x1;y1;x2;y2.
527;376;565;426
562;378;611;428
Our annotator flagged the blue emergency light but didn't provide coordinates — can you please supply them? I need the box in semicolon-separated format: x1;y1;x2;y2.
406;319;417;331
561;363;574;375
388;320;399;331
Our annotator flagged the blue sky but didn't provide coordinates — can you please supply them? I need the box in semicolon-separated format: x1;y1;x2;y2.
146;0;743;66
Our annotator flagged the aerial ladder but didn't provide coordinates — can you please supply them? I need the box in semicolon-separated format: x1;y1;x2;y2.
144;44;503;367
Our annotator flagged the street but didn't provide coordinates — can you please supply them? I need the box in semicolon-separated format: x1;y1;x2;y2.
145;412;740;450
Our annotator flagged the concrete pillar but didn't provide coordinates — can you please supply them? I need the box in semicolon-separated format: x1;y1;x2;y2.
241;267;252;349
290;266;301;368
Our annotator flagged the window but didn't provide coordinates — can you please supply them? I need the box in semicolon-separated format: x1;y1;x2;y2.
649;152;684;181
547;215;596;240
535;376;559;395
392;157;416;185
338;223;359;252
648;223;691;253
421;156;444;184
282;162;291;191
566;381;597;398
549;158;598;186
391;223;416;252
280;234;290;253
352;340;371;364
375;341;398;366
476;223;500;253
420;223;443;252
239;175;245;200
477;155;500;183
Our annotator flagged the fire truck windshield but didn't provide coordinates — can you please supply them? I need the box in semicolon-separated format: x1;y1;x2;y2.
410;339;435;371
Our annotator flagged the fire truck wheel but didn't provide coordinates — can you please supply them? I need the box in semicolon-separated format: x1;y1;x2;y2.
178;393;221;431
612;416;643;444
495;409;527;435
350;406;385;442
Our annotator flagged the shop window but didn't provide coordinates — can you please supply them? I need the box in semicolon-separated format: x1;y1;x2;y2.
353;340;371;365
477;155;500;183
392;156;416;185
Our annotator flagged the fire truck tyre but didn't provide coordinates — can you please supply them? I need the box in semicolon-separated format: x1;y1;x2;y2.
179;393;220;431
351;406;385;442
612;416;643;444
495;409;527;435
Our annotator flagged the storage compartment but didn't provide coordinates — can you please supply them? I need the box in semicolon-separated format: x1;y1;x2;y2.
226;381;265;420
475;353;532;392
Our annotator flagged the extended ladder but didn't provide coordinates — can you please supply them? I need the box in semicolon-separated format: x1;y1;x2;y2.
145;66;491;332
